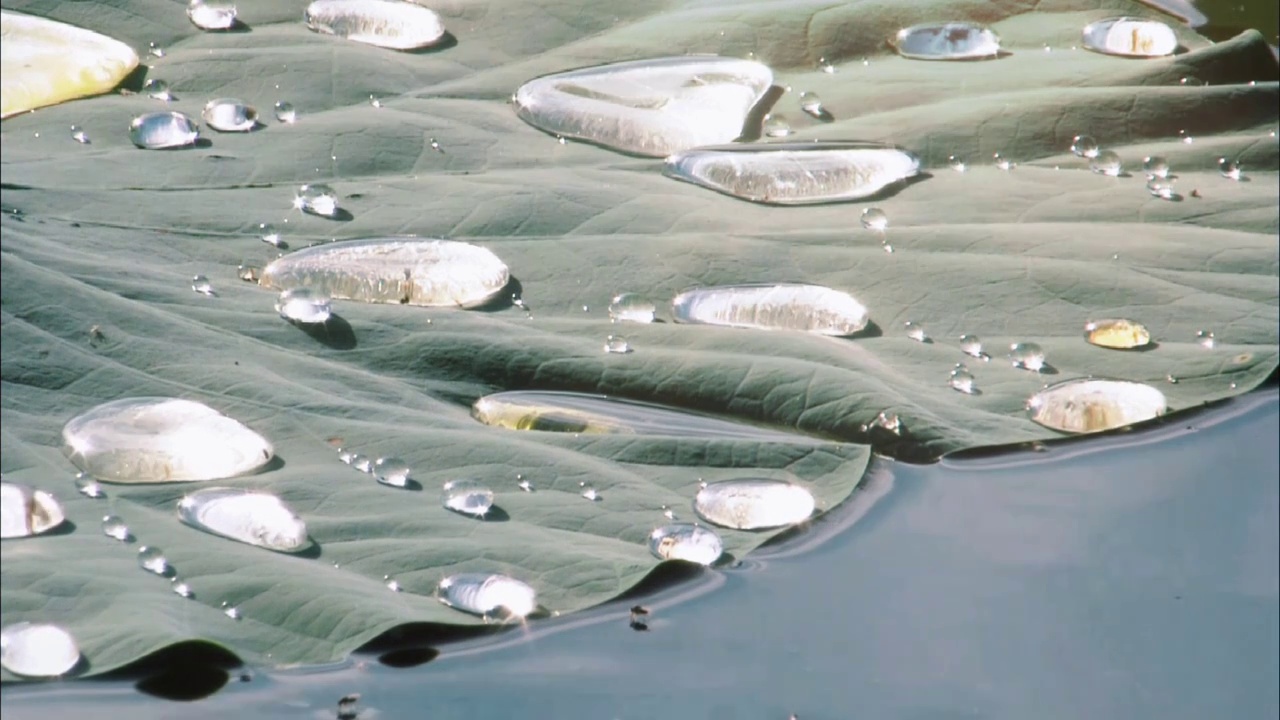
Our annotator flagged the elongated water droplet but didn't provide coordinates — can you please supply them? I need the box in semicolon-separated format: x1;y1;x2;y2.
442;479;494;518
891;22;1001;60
1070;134;1099;159
143;78;172;101
305;0;447;50
648;524;723;565
580;482;601;501
603;334;631;354
608;293;656;323
137;546;168;575
202;98;258;132
0;483;67;539
959;334;984;359
947;155;966;172
273;101;297;124
187;0;238;30
1028;379;1167;433
694;479;815;530
101;514;130;541
993;152;1015;170
1009;342;1046;371
762;113;792;138
275;287;332;324
1142;155;1169;179
129;111;199;149
293;183;339;217
437;573;537;620
949;367;977;394
860;207;888;231
904;321;929;343
672;283;869;336
1218;157;1243;181
1196;330;1215;349
1090;150;1122;176
1146;178;1177;200
69;125;90;144
63;397;274;483
0;623;80;678
75;474;105;498
178;488;309;552
171;578;194;598
373;457;411;488
1084;318;1151;349
1081;17;1177;57
798;91;825;119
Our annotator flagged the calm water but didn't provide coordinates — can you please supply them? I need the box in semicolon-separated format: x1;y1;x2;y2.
4;389;1275;719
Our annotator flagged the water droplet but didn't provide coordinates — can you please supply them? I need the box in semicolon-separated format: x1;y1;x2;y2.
178;488;309;552
661;505;677;520
762;113;792;138
993;152;1014;170
556;135;567;145
1081;17;1177;57
891;22;1001;60
75;475;104;498
137;546;168;575
517;476;534;492
1070;134;1099;159
437;573;537;620
1179;129;1193;144
351;454;373;473
959;334;985;359
273;101;297;124
818;57;836;73
672;283;868;335
373;457;411;488
275;287;332;324
254;223;281;248
870;410;901;435
1084;318;1151;349
384;575;402;592
187;0;238;30
222;602;241;620
202;98;258;132
148;42;166;58
1146;178;1177;200
798;91;825;119
1028;379;1167;433
1142;155;1170;179
882;243;893;253
1218;157;1243;181
191;274;215;296
129;111;199;149
580;482;601;501
101;515;130;541
608;292;656;323
1008;342;1046;372
429;137;443;152
1089;150;1123;176
143;78;172;101
305;0;447;50
0;623;80;678
648;524;723;565
0;483;67;539
904;321;929;342
603;334;631;354
69;125;90;144
860;207;888;231
337;447;355;464
947;155;967;172
1166;374;1178;384
293;183;339;217
171;579;194;598
1196;330;1216;349
441;479;495;518
694;479;815;529
369;95;383;108
949;367;977;394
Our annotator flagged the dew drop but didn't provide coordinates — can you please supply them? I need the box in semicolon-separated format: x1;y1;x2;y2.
1142;155;1170;179
1196;330;1216;349
1218;157;1243;181
351;454;373;473
1070;135;1099;159
69;125;90;144
148;42;166;58
143;78;172;102
604;334;631;354
1009;342;1046;371
273;101;297;124
762;114;792;138
429;137;443;152
258;222;282;247
1089;150;1123;176
860;207;888;231
191;275;215;296
608;292;656;323
580;482;601;501
384;576;402;592
222;602;241;620
959;334;985;359
171;579;194;598
101;515;130;541
293;183;339;217
137;546;168;575
798;91;825;119
441;479;495;518
1146;179;1177;200
373;457;411;488
993;152;1014;170
275;287;332;324
949;367;977;394
947;155;967;172
76;475;105;498
904;321;929;343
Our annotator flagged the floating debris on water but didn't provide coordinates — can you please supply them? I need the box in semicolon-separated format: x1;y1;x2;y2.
860;207;888;231
273;101;297;124
275;287;332;324
1142;155;1170;179
1218;157;1243;181
1084;318;1151;349
1070;134;1099;159
603;334;631;354
129;110;198;149
337;693;362;720
665;141;921;205
437;573;537;620
137;545;169;575
513;56;772;157
671;283;869;336
441;479;495;518
259;237;510;308
1028;378;1167;433
202;98;258;132
629;605;650;631
0;623;80;678
101;514;130;541
608;293;656;323
1081;17;1177;57
305;0;447;50
373;457;411;488
1090;150;1123;176
1008;342;1047;372
0;483;67;539
890;22;1001;60
62;397;274;483
693;479;815;530
177;488;309;552
292;183;339;217
187;0;238;31
648;524;724;565
904;321;929;343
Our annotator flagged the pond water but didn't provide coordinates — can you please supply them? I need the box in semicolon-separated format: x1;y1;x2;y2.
3;388;1275;719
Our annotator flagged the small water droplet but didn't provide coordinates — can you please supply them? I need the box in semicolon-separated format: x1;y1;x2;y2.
69;125;90;144
429;137;443;152
959;334;986;359
947;155;967;172
143;78;172;102
993;152;1014;170
662;505;677;520
517;476;533;492
1179;129;1193;144
1146;178;1177;200
1070;135;1099;159
442;479;495;518
1009;342;1046;372
294;183;339;217
101;515;130;541
191;274;215;296
904;321;929;343
1089;150;1123;176
1218;157;1243;181
373;457;411;488
1196;330;1215;349
75;476;105;498
762;114;792;138
351;454;373;473
580;482;601;501
137;546;168;575
818;57;836;73
273;101;297;124
949;367;977;394
149;42;166;58
608;292;656;323
221;602;240;620
871;411;901;435
171;579;194;598
604;334;631;354
384;575;402;592
860;207;888;231
1229;382;1237;390
882;243;893;253
557;135;567;145
798;91;824;118
337;447;355;464
369;95;382;108
1142;155;1169;179
1166;374;1178;384
1179;77;1189;85
275;287;332;324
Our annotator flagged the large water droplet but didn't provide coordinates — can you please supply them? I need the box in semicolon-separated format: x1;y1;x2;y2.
514;56;772;157
1196;330;1216;349
904;321;929;342
63;397;274;483
1070;134;1099;159
202;98;258;132
293;183;339;217
129;111;199;149
275;287;332;324
437;573;537;620
860;207;888;231
441;479;494;518
305;0;447;50
1142;155;1170;179
608;293;656;323
671;283;869;336
762;113;792;138
259;237;510;308
891;22;1001;60
187;0;238;31
143;78;172;101
1081;17;1177;57
1090;150;1123;176
603;334;631;354
373;457;411;488
1218;157;1243;181
949;366;977;394
191;274;215;295
69;125;90;144
0;483;67;539
1084;318;1151;349
0;623;80;678
665;141;920;205
137;546;169;575
75;475;105;499
177;488;310;552
1008;342;1046;371
648;524;724;565
273;101;297;124
1027;379;1167;433
693;479;815;530
101;514;130;541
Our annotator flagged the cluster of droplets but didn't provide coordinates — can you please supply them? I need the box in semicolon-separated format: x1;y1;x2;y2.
338;445;413;488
